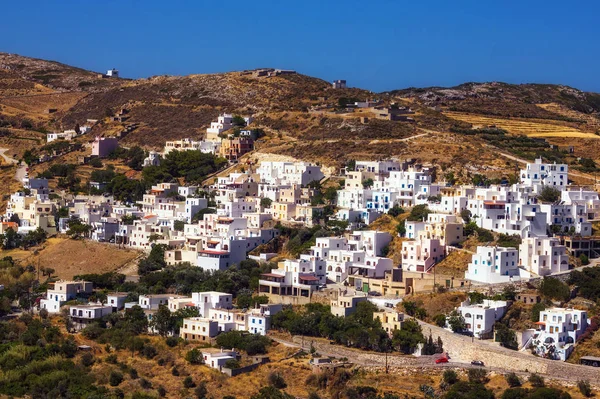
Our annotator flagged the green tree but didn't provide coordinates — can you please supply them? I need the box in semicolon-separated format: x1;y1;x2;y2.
66;218;92;239
505;372;521;388
433;314;447;327
528;373;545;388
388;205;404;217
391;319;424;354
494;323;518;350
151;305;175;337
447;310;466;333
185;348;204;365
268;372;287;389
109;370;124;386
531;303;546;322
174;220;185;231
407;204;431;221
260;198;273;209
579;254;590;266
537;186;561;203
539;277;570;302
362;178;374;189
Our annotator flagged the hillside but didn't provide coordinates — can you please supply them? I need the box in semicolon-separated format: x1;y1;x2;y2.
1;53;600;194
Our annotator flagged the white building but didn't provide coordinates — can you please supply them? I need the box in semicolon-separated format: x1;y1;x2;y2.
257;162;324;187
401;238;444;272
69;303;113;331
520;158;568;187
457;299;509;339
464;246;520;284
531;308;588;361
40;281;93;313
519;237;569;276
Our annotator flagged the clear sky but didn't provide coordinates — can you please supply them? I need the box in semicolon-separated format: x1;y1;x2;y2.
2;0;599;92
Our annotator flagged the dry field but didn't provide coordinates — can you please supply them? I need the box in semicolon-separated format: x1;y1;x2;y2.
1;237;140;279
445;111;599;139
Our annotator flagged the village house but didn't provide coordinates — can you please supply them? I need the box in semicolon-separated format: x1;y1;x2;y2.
465;246;520;284
91;137;118;158
457;299;509;339
519;236;569;276
531;307;588;361
40;280;93;313
69;303;113;331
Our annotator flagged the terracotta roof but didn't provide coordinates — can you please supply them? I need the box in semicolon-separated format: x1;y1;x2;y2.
199;249;229;255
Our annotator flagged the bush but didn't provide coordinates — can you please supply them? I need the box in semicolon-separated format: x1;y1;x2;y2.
183;376;196;388
225;359;241;369
106;353;118;364
165;336;179;347
434;314;447;327
129;368;139;379
539;277;570;302
443;369;458;385
468;368;488;384
171;366;179;376
186;348;203;364
268;371;287;389
528;373;545;387
537;186;561;203
80;352;95;367
505;372;521;387
109;370;124;386
579;254;590;266
194;382;208;399
157;386;167;397
143;345;157;359
139;378;152;389
578;380;593;397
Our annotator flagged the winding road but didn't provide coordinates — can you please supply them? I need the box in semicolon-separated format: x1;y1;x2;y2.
0;148;27;183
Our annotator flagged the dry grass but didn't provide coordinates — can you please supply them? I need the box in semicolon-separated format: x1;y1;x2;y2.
433;250;473;278
445;111;598;139
2;237;140;279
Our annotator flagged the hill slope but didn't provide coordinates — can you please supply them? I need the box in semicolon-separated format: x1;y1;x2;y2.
1;53;600;189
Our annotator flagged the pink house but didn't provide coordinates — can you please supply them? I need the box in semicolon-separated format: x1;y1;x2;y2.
92;137;118;158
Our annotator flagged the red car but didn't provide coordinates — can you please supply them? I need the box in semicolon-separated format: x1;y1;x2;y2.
435;357;449;364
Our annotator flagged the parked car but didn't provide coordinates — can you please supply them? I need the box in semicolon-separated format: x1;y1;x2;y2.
368;291;382;296
471;360;484;366
435;357;449;364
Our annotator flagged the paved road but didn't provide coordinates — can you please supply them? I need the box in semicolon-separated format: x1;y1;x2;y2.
270;328;600;385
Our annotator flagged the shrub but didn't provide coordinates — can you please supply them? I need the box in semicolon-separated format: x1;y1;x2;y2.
186;348;203;364
106;353;118;364
468;368;488;384
194;382;208;399
109;370;124;386
268;371;287;389
183;376;196;388
578;380;593;397
157;386;167;397
171;366;179;376
528;373;545;387
539;277;570;302
139;378;152;389
80;352;95;367
143;345;157;359
129;368;139;379
433;314;447;327
505;372;521;387
165;336;179;347
225;359;241;369
580;254;590;266
443;369;458;385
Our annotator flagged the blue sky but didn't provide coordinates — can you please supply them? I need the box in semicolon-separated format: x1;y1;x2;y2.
2;0;599;92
